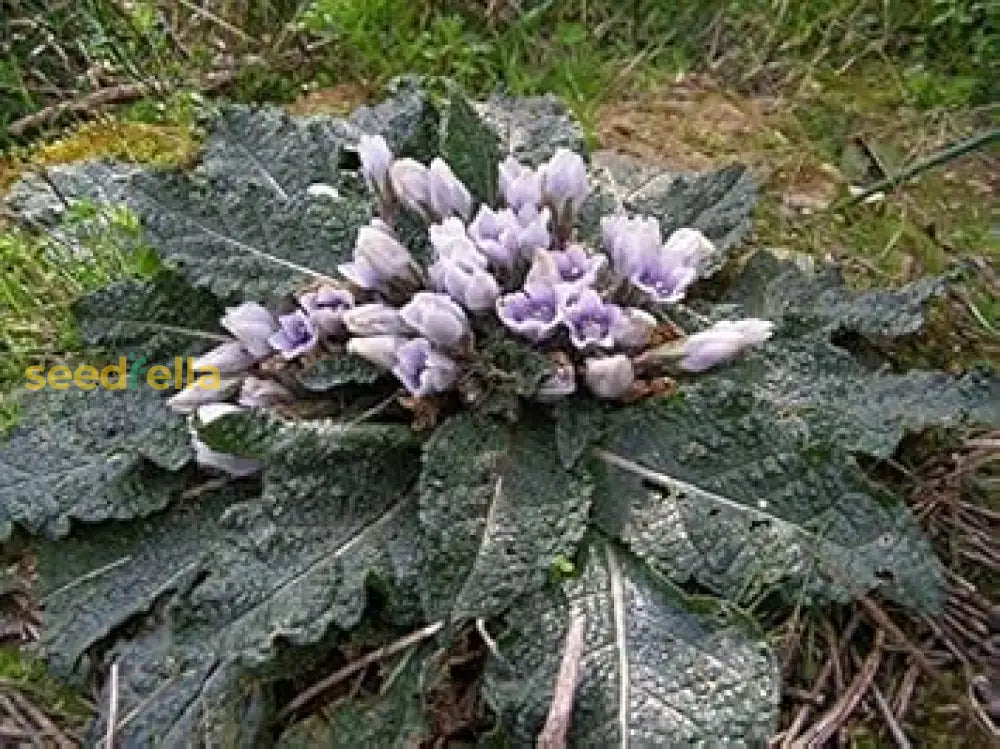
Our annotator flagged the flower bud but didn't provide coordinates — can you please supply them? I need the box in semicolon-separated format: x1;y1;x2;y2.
192;341;258;375
268;310;319;360
541;149;589;228
537;359;577;402
358;133;393;192
615;308;658;349
428;158;472;221
166;377;240;413
342;303;412;336
339;223;419;292
238;377;293;408
498;156;541;213
679;319;774;372
584;355;635;400
468;205;521;269
389;158;431;215
220;302;277;358
400;292;471;349
347;335;409;370
428;256;501;312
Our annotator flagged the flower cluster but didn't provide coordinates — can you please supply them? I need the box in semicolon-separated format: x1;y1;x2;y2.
167;136;773;474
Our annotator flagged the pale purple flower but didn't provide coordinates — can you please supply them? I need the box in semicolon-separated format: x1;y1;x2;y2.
601;215;661;277
299;286;354;336
468;205;521;268
559;288;629;349
428;255;501;311
615;307;658;349
680;319;774;372
499;156;542;213
389;158;431;215
392;338;458;397
537;360;577;402
221;302;277;358
347;335;409;370
541;149;589;223
430;218;487;267
514;204;552;255
358;133;392;192
192;341;258;375
342;303;412;336
268;310;319;360
400;292;471;348
584;355;635;400
630;258;698;304
663;227;714;268
238;377;293;408
496;284;562;342
550;245;606;288
428;158;472;221
338;222;418;291
193;405;261;477
166;377;240;413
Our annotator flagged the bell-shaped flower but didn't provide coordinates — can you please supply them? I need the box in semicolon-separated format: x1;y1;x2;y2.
166;377;240;413
428;158;472;221
663;227;714;268
541;149;589;225
392;338;458;397
468;205;521;269
342;303;413;336
549;245;606;288
584;354;635;400
679;319;774;372
299;286;354;336
358;133;393;193
193;404;261;477
221;301;277;358
428;255;501;312
338;222;419;292
514;204;552;256
400;292;471;349
537;358;577;402
430;218;487;266
347;335;409;370
499;156;542;213
615;307;658;349
268;310;319;360
238;377;293;408
192;341;258;375
559;288;629;349
496;283;562;343
389;158;431;215
601;214;661;277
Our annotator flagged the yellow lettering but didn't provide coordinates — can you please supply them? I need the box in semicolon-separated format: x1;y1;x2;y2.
196;368;221;390
74;364;99;391
174;357;183;389
101;357;128;390
147;365;172;389
48;364;72;390
24;365;47;391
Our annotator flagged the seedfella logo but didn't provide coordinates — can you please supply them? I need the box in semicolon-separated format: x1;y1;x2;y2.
24;355;220;392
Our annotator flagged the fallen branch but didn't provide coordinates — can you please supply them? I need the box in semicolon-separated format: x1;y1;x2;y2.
275;620;444;723
7;68;239;137
537;612;586;749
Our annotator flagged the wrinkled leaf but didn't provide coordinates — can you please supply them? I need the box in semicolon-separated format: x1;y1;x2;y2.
418;412;592;622
476;93;587;166
440;86;502;205
0;387;190;539
592;386;944;612
73;268;227;364
296;350;387;392
35;422;424;745
485;541;780;746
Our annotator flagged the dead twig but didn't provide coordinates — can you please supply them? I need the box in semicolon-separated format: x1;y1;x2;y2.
793;629;885;747
275;620;444;723
537;612;586;749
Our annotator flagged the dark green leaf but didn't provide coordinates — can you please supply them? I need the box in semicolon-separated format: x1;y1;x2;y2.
485;541;780;746
73;269;227;364
476;93;587;166
440;87;502;205
296;351;386;392
592;386;944;612
35;422;424;745
418;413;592;622
0;387;190;539
348;76;440;161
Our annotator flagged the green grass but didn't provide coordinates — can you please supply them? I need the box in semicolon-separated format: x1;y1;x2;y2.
0;646;91;726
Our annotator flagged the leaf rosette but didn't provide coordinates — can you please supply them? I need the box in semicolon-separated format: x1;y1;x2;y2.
2;81;997;746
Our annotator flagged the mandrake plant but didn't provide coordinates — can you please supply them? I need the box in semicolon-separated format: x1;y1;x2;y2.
1;80;998;746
